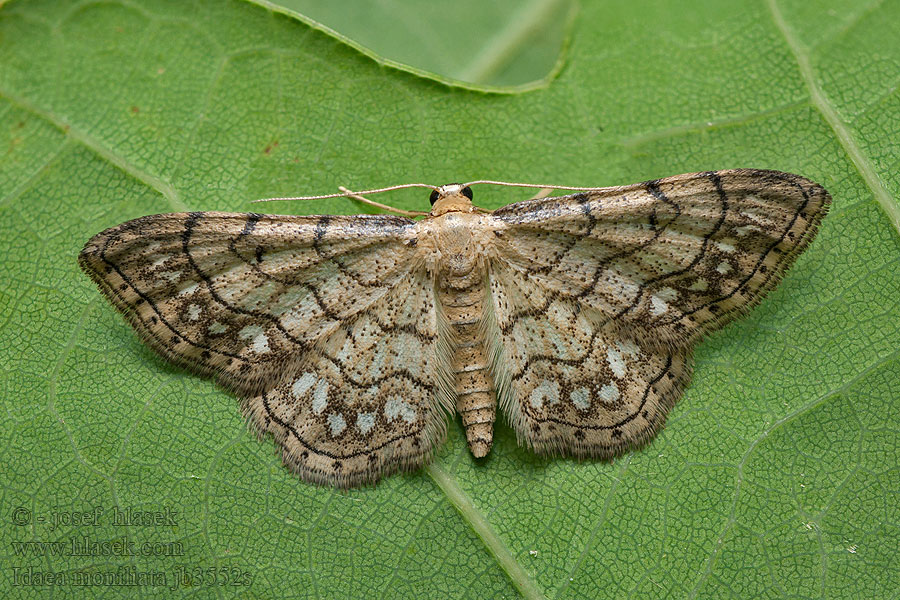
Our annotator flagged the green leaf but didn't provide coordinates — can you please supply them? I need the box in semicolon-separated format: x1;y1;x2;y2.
255;0;575;90
1;0;898;598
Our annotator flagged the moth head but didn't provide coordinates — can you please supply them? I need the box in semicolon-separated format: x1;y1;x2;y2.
430;183;475;216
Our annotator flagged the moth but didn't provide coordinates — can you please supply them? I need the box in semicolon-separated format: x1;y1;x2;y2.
79;169;829;488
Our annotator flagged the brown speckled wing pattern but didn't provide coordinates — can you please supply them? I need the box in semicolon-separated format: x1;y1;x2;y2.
80;169;829;487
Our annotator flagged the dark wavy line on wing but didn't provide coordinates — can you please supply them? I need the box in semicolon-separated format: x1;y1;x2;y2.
522;355;673;431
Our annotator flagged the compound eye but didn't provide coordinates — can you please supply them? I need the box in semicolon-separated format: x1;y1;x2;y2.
461;186;473;200
429;189;440;205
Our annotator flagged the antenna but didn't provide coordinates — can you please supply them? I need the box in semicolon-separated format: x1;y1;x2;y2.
336;186;429;218
249;179;604;215
251;182;438;204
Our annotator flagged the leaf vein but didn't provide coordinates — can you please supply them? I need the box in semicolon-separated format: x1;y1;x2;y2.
0;87;186;211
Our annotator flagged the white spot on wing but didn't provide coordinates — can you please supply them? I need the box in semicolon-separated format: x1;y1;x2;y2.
606;347;627;378
312;379;329;414
335;338;355;363
656;287;679;301
279;311;307;333
238;324;270;354
177;282;199;297
741;209;773;229
649;295;669;316
570;387;590;410
208;321;227;335
385;396;416;423
688;278;708;291
598;383;620;403
186;304;201;321
715;241;735;253
327;413;346;436
356;412;376;435
291;372;316;399
252;333;270;353
716;261;733;274
530;380;560;409
735;224;762;237
742;208;770;225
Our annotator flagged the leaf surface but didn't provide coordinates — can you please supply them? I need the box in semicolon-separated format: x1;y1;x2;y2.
1;0;898;598
258;0;574;89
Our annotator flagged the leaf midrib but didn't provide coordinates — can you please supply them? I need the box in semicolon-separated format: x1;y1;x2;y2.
455;0;571;85
426;463;545;600
1;1;896;597
766;0;900;236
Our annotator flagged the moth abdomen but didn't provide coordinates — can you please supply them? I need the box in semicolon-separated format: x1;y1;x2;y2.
440;283;497;458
